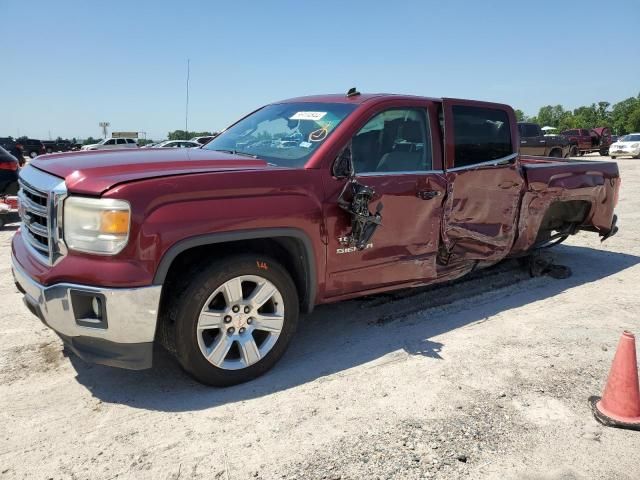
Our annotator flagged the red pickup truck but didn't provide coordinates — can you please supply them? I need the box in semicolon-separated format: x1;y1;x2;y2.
12;92;620;386
561;127;612;156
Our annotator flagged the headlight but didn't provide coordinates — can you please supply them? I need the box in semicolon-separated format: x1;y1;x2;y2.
64;197;131;254
631;143;639;148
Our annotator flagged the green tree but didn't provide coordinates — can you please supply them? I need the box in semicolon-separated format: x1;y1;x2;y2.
610;96;640;134
83;136;99;145
167;130;217;141
536;105;568;128
514;109;528;122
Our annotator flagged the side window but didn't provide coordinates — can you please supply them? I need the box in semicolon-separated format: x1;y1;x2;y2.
105;139;116;145
116;139;126;145
126;139;136;144
520;124;537;137
452;105;512;168
352;108;432;173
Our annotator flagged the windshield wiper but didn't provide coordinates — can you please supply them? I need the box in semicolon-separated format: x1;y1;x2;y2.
212;149;258;159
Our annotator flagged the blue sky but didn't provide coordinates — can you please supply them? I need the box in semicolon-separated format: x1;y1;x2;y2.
2;0;639;141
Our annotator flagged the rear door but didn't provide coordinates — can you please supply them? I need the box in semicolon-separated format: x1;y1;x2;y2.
440;99;525;262
323;101;446;297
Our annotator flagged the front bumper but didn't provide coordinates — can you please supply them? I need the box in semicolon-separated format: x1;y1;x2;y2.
610;149;639;157
12;254;162;370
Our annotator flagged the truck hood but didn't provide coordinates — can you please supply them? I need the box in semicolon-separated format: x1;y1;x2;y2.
30;148;271;195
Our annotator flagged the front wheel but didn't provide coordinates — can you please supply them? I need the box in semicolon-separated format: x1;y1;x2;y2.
569;146;579;157
599;149;609;156
170;254;299;386
611;156;617;159
29;151;38;159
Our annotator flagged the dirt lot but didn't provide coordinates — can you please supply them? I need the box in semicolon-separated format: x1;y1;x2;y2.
1;155;639;480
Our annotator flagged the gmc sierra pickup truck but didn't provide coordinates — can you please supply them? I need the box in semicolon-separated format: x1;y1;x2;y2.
12;91;620;386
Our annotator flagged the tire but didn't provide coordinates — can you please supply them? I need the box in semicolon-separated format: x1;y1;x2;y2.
170;254;299;386
599;149;609;156
29;150;38;159
549;149;562;158
579;151;584;156
569;146;579;157
46;148;52;154
611;156;616;159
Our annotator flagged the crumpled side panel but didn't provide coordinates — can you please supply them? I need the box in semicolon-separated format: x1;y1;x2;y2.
441;165;524;262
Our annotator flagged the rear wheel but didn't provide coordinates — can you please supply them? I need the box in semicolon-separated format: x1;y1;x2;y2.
611;156;617;159
29;150;38;159
549;149;562;158
599;149;609;156
170;254;299;386
569;146;579;157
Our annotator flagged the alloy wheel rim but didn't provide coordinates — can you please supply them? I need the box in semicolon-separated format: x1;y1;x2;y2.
196;275;285;370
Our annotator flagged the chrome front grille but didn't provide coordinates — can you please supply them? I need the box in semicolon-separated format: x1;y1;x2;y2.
17;166;67;265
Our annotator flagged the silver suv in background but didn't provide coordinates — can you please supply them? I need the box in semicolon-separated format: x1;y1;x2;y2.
81;138;138;151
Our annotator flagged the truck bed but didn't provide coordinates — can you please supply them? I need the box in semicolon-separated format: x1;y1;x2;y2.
510;156;620;254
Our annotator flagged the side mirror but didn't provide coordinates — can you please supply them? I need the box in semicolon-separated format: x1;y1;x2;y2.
333;145;354;179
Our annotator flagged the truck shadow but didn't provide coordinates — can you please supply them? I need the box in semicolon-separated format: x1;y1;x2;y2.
68;244;640;412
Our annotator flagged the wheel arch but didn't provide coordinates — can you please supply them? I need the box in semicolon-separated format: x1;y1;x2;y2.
153;228;317;314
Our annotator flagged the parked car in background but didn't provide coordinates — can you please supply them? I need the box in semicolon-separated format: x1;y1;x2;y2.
190;135;216;146
19;138;46;159
0;146;19;195
0;137;25;165
152;140;201;149
11;92;620;386
560;128;612;156
609;133;640;159
42;140;74;154
81;138;139;151
517;122;571;157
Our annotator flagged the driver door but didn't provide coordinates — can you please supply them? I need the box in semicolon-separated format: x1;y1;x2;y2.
322;102;446;298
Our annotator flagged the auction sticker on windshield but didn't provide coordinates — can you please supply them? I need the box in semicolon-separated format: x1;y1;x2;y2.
290;111;327;121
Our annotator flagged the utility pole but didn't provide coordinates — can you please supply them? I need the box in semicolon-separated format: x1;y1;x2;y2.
185;58;190;140
99;122;110;139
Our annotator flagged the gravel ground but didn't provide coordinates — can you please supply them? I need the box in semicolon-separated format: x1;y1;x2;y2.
1;155;639;479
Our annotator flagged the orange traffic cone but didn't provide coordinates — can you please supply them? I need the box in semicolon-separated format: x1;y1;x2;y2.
589;331;640;431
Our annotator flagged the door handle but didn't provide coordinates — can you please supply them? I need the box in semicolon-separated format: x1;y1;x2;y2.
417;190;441;200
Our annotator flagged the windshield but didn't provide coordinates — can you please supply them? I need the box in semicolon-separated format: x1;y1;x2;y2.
620;134;640;142
203;102;356;167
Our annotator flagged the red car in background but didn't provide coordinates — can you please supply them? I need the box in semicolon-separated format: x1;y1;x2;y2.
561;127;612;156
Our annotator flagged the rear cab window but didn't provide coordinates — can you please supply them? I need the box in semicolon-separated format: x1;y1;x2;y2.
451;105;512;168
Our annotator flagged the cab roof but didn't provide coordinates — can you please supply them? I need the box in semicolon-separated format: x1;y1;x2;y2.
274;93;442;105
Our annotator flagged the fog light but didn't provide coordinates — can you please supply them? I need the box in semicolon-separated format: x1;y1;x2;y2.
70;290;108;329
91;297;102;318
